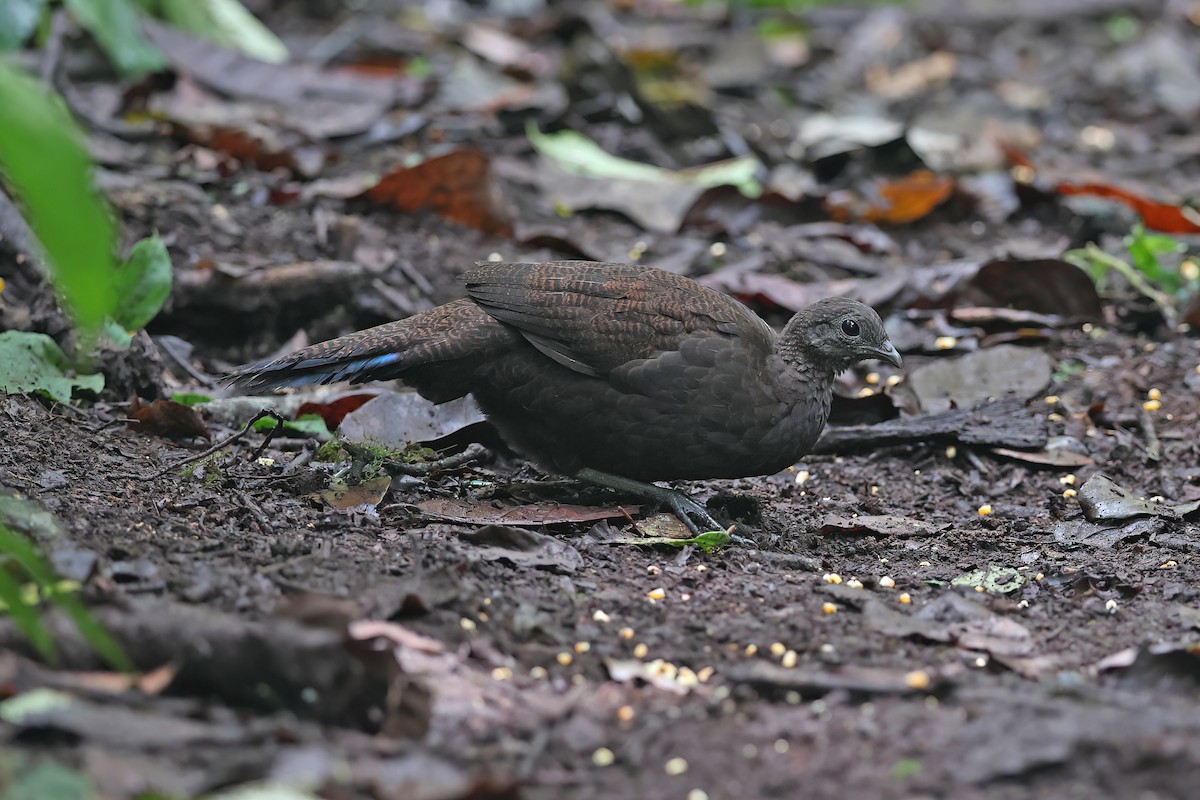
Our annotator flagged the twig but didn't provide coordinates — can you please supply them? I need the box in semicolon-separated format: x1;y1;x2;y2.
138;410;285;480
39;9;67;84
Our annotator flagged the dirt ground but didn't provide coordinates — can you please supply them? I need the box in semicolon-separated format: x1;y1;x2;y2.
2;1;1200;799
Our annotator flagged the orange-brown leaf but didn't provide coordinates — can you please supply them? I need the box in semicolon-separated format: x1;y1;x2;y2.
1057;182;1200;235
127;396;210;440
825;170;955;225
363;149;513;236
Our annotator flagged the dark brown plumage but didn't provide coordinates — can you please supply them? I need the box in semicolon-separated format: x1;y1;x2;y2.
227;260;900;533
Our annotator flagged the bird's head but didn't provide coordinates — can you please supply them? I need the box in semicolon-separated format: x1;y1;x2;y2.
780;297;901;374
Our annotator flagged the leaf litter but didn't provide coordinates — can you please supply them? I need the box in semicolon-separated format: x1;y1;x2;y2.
1;1;1200;799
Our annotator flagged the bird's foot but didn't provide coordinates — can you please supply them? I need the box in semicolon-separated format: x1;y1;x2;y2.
576;468;748;543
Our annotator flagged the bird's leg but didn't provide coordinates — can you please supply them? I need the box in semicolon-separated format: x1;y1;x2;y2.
576;468;731;537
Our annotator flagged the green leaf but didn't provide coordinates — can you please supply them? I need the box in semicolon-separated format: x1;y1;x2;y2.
528;122;762;198
0;331;104;404
1124;223;1185;292
608;529;732;553
950;564;1025;594
0;63;118;336
0;567;56;664
0;0;48;50
112;233;172;331
157;0;288;63
251;413;331;438
64;0;164;76
172;391;214;406
1;759;93;800
0;524;132;672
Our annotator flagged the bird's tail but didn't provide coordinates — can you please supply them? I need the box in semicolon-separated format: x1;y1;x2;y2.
225;298;517;401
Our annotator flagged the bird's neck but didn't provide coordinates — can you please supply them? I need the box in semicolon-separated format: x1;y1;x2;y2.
775;315;836;391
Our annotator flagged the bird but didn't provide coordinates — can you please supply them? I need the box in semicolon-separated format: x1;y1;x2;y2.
227;260;901;535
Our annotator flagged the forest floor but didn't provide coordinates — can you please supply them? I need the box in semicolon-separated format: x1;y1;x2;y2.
2;1;1199;798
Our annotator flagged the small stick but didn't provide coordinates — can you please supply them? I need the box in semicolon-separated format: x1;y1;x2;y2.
140;410;285;480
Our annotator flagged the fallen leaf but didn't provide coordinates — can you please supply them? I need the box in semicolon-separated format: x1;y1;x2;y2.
825;170;955;225
1058;182;1200;235
606;530;732;552
317;475;392;511
338;393;485;450
458;525;584;573
127;396;210;440
819;515;948;538
296;392;381;430
415;497;638;527
901;345;1053;413
1077;474;1176;522
363;149;512;236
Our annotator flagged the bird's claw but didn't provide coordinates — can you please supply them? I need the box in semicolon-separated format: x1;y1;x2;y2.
667;494;750;544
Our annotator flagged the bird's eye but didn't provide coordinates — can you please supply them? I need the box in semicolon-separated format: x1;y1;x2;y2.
841;318;860;337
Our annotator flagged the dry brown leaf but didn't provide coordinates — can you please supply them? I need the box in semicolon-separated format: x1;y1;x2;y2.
363;149;513;236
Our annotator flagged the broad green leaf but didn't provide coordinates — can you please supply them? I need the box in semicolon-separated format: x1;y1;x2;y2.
158;0;288;63
1;759;93;800
0;688;75;725
0;0;47;51
172;391;214;406
112;233;172;331
0;331;104;404
253;414;332;438
0;63;117;335
528;122;762;197
64;0;164;76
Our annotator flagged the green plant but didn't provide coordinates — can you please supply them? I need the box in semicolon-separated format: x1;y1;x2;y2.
0;522;132;671
1065;224;1197;326
0;0;287;76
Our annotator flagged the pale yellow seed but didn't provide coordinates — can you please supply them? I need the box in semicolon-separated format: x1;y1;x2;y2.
687;791;710;800
865;372;881;385
647;565;662;576
905;670;931;690
1147;387;1161;401
647;587;666;601
879;576;896;589
796;469;811;485
697;666;715;682
978;504;994;516
530;666;548;679
460;617;477;631
781;649;798;668
1143;399;1161;412
633;643;649;659
1047;412;1065;422
556;652;573;666
945;445;957;459
845;578;864;590
899;593;912;604
769;642;787;657
1160;560;1177;569
1063;488;1078;498
710;242;727;257
680;593;692;602
774;739;790;754
822;602;838;615
574;641;591;654
619;627;635;640
477;612;489;622
886;374;902;387
975;585;985;593
1181;260;1199;281
593;609;611;623
823;572;842;584
870;485;879;495
1044;395;1060;405
857;387;875;398
593;747;615;767
935;335;957;350
616;705;635;722
1035;573;1044;581
1060;474;1076;485
744;644;758;657
490;667;513;681
665;757;689;776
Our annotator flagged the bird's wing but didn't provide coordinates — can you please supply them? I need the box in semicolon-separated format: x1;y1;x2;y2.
463;261;774;377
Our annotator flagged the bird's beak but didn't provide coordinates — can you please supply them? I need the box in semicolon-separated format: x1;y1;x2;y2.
871;341;903;368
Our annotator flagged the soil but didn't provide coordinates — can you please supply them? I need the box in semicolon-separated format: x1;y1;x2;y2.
2;1;1200;799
